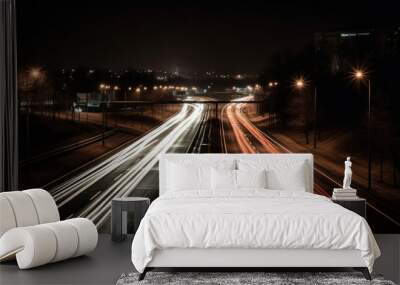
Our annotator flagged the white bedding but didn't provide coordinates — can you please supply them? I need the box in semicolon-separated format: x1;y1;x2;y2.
131;190;380;273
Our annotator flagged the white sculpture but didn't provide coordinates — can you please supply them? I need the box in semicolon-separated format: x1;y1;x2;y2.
343;157;353;189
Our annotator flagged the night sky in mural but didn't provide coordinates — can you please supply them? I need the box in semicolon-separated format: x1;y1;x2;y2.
17;1;400;233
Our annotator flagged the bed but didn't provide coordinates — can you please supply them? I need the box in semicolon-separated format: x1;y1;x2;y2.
131;153;380;280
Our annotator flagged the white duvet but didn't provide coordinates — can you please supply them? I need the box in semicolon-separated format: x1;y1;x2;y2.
131;190;380;273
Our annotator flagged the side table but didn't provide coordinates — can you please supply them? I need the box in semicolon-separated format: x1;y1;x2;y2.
111;197;150;241
332;197;366;219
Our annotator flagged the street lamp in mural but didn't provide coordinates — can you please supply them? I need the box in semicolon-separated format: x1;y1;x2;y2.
352;68;372;191
295;78;305;89
22;67;44;157
99;83;109;146
29;68;41;80
127;86;132;102
268;81;279;88
293;77;318;148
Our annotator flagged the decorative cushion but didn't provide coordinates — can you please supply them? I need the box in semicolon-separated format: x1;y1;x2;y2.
211;168;237;190
236;169;267;189
165;158;235;192
237;159;308;191
266;165;307;191
168;163;211;191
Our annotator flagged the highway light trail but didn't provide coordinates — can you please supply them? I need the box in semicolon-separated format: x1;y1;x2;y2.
222;102;335;193
225;104;255;153
51;103;204;227
222;101;400;230
233;103;280;153
221;95;277;153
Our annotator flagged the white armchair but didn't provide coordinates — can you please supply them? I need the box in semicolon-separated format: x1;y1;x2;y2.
0;189;98;269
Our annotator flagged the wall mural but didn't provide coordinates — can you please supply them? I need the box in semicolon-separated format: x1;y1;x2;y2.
17;4;400;234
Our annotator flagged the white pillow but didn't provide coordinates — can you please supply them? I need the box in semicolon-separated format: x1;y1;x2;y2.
211;168;237;190
167;162;211;191
236;169;267;189
237;159;308;191
167;158;235;170
266;165;307;191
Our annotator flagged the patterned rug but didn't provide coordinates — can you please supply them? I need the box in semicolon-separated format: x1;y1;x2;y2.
116;271;396;285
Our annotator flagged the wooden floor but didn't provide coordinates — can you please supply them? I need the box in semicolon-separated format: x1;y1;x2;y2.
0;234;399;285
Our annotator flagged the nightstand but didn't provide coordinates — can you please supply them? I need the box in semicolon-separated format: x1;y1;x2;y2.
111;197;150;242
332;197;366;219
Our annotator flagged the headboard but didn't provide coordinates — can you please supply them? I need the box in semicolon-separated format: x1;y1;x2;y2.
159;153;314;195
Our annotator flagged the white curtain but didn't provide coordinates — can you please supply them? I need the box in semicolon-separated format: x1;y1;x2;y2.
0;0;18;191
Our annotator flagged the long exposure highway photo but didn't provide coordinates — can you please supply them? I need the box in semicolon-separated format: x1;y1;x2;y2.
16;2;400;234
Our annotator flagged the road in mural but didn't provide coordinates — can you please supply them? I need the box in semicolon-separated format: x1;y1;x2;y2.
17;3;400;233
